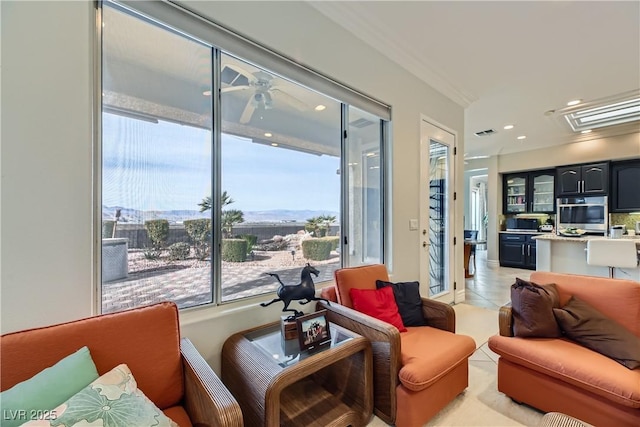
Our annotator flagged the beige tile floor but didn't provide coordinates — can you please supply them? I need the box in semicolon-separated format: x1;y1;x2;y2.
464;249;533;310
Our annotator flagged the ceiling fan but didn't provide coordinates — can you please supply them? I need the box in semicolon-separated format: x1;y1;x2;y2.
221;63;309;124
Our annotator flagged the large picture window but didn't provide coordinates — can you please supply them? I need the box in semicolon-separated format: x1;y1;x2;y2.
100;1;387;313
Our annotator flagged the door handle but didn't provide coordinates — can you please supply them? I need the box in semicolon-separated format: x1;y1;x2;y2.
522;245;525;256
527;245;531;256
581;180;585;193
577;180;580;193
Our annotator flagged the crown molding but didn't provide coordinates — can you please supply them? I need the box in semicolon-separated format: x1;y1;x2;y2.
308;1;477;107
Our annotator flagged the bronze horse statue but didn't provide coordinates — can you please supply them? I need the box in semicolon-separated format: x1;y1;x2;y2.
260;263;330;319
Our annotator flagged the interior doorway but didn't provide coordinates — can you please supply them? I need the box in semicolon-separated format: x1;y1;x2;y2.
469;174;488;244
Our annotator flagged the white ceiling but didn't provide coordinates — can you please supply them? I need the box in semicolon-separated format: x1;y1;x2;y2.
309;1;640;157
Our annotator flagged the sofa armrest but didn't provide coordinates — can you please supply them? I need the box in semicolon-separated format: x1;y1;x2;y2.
316;300;399;425
180;338;243;427
498;303;514;337
421;298;456;333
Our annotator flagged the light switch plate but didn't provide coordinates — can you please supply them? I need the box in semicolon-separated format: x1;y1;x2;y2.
409;219;418;230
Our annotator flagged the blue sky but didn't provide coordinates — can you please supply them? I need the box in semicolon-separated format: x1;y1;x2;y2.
102;114;340;212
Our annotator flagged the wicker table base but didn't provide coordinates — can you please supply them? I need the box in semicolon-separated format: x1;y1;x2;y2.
222;321;373;427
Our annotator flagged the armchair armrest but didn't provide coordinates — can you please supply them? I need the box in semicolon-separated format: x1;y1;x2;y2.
498;303;514;337
316;300;399;425
421;298;456;333
180;338;243;427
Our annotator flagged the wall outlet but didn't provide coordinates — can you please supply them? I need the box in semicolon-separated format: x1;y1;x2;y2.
409;219;418;230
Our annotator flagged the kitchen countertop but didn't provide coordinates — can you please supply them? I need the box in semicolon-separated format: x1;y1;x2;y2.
533;234;640;243
499;230;550;235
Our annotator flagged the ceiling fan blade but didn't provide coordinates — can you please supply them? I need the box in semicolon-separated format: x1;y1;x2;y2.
222;63;256;81
221;85;251;93
271;88;309;111
239;99;256;124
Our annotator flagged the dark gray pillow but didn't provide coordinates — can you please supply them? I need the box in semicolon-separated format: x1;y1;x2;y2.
511;278;562;338
553;296;640;369
375;280;427;327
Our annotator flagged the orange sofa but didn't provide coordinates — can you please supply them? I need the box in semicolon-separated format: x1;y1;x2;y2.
318;264;476;427
488;272;640;427
1;302;242;427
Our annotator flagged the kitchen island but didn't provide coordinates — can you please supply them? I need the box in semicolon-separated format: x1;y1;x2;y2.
533;234;640;281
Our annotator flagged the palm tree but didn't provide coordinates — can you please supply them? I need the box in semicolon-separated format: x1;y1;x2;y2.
320;214;337;236
221;209;244;238
198;190;234;212
199;191;244;237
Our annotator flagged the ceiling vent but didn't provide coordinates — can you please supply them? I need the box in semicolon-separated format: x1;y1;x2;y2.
474;129;496;137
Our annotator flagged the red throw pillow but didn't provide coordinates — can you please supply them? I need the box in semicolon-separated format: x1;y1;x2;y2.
349;286;407;332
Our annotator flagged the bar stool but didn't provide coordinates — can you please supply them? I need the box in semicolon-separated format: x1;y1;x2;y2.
586;239;638;278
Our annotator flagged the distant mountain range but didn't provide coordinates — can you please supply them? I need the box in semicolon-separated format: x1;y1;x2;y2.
102;206;339;224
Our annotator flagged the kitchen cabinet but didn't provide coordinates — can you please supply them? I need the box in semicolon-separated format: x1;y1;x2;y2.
610;159;640;212
503;170;555;214
499;233;538;269
556;162;608;196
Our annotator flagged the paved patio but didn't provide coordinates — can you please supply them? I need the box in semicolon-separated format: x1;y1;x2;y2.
102;261;338;313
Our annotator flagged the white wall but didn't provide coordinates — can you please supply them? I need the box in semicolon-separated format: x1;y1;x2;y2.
1;1;464;372
1;1;94;333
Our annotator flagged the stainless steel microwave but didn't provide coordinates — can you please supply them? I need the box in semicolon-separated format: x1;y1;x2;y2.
557;196;608;234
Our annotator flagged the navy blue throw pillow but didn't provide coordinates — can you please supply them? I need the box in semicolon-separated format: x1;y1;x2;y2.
375;280;427;327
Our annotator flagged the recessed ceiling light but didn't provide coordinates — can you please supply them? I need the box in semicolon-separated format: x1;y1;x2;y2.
264;132;272;137
503;125;514;130
567;99;582;106
544;109;556;116
202;90;212;96
581;129;592;134
315;105;326;111
271;143;278;147
517;135;527;140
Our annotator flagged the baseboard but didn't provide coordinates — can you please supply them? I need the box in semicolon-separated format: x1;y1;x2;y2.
455;289;465;303
487;259;500;268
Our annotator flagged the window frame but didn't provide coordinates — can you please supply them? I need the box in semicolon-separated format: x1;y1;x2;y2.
96;0;390;312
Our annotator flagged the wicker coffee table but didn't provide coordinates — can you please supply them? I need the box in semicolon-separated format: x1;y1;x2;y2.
222;321;373;427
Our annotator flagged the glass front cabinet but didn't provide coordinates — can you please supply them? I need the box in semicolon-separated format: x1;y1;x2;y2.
503;170;555;214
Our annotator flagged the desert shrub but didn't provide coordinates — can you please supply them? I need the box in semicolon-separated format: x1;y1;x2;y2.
302;238;333;261
222;239;247;262
144;219;169;250
184;218;211;260
168;242;191;261
325;236;340;251
254;239;289;251
238;234;257;254
143;249;161;260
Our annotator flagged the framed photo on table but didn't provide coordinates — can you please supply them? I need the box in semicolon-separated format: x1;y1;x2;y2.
296;310;331;351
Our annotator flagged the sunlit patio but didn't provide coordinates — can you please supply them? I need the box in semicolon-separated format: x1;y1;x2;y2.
102;250;339;313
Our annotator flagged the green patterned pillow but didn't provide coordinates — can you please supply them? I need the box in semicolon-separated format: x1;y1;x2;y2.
21;364;177;427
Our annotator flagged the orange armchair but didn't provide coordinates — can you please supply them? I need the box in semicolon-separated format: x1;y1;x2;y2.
318;264;476;427
1;302;242;427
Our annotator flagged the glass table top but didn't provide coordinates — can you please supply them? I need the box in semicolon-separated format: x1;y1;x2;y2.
244;322;354;368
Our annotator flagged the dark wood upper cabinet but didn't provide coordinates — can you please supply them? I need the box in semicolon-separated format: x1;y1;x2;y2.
610;159;640;212
556;162;608;196
503;170;555;214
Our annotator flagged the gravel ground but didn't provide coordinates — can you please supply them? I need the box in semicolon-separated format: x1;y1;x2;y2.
127;248;339;274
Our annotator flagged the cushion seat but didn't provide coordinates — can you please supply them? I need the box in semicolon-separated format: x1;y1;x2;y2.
399;326;476;392
489;335;640;408
163;405;192;427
